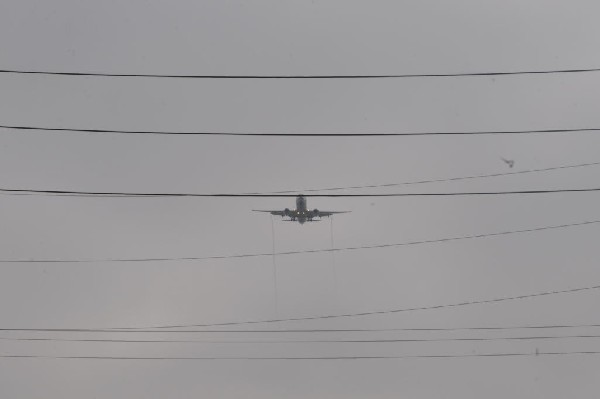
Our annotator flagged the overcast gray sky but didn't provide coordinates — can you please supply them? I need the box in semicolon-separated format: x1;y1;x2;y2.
1;1;600;397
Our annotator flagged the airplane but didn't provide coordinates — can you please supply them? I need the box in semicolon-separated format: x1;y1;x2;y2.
253;195;350;224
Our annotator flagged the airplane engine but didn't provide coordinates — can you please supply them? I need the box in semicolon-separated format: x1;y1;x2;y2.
284;208;290;216
312;209;320;218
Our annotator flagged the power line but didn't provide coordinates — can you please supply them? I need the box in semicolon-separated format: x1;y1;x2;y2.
1;124;600;137
273;161;600;193
0;187;599;198
1;283;597;333
2;351;600;361
2;160;597;200
3;322;600;334
1;219;597;263
1;67;600;79
116;283;600;329
3;161;599;199
3;334;600;345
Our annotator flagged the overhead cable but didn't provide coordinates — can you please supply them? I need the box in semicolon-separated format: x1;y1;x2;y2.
274;161;600;193
3;160;598;199
3;322;600;334
115;283;600;329
1;219;597;263
2;334;600;345
2;284;598;332
0;187;599;198
2;351;600;361
1;67;600;79
1;124;599;137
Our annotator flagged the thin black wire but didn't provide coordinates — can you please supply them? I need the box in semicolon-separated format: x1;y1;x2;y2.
0;187;599;198
2;286;599;333
2;334;600;345
1;219;597;264
1;124;600;137
115;283;600;330
271;161;600;194
2;351;600;361
3;161;599;199
1;67;600;79
3;323;600;334
2;160;598;199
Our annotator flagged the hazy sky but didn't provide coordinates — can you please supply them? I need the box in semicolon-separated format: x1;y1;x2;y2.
1;1;600;398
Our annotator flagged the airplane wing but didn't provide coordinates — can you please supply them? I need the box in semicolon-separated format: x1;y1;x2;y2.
281;219;321;222
253;210;350;218
252;210;290;217
314;211;351;217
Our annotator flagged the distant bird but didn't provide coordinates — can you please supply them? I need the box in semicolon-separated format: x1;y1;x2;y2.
501;157;515;168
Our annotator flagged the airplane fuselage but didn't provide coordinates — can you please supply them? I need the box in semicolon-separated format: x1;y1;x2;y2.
296;195;307;212
294;195;309;224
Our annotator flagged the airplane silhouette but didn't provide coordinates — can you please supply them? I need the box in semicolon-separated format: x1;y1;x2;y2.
253;195;350;225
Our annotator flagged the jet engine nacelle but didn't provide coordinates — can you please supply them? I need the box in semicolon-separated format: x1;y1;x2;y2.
312;209;320;217
284;208;290;216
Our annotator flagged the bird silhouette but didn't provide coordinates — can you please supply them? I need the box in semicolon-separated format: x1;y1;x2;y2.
501;157;515;168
